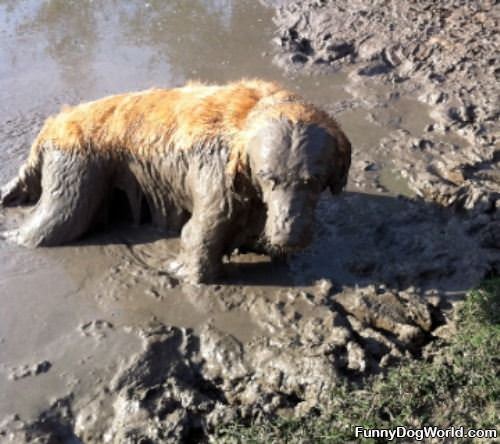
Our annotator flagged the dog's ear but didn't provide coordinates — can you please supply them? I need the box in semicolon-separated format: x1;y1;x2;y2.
328;134;351;195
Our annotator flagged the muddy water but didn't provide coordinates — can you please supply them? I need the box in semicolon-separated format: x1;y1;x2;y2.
0;0;491;438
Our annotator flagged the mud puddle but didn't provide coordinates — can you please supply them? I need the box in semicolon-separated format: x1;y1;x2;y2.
0;1;497;442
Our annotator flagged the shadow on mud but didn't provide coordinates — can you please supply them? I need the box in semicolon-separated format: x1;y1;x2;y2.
290;191;484;292
221;191;486;300
64;190;486;298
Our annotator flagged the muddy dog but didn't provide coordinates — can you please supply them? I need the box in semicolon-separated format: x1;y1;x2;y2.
0;80;351;283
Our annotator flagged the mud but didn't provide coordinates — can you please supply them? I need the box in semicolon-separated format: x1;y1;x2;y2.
0;0;498;443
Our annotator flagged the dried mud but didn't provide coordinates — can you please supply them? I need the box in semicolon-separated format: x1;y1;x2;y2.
0;0;498;443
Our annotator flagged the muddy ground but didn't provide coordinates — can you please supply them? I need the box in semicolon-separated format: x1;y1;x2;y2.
0;1;498;443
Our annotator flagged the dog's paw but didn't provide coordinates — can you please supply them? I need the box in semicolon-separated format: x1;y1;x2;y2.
166;258;183;274
0;179;23;207
166;258;212;285
166;258;193;282
0;229;37;248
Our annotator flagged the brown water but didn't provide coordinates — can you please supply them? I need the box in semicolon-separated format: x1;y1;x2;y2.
0;0;473;425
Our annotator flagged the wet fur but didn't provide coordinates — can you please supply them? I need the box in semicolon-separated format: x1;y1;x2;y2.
0;79;351;283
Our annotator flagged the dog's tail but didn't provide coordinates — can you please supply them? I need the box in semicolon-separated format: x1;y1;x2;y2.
0;125;47;206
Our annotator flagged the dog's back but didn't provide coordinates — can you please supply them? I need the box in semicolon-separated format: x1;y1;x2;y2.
29;81;278;158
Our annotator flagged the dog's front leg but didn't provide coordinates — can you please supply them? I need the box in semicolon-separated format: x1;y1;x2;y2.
169;164;236;284
173;206;232;283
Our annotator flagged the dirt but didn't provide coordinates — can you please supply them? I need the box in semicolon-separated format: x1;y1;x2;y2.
0;0;498;443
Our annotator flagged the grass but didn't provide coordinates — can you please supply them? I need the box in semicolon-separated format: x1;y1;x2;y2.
215;278;500;443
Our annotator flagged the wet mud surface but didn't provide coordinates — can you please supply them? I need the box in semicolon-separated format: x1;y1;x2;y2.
0;0;498;442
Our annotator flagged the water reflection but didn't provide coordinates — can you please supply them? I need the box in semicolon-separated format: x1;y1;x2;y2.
0;0;355;121
0;0;276;109
18;0;99;88
118;0;271;81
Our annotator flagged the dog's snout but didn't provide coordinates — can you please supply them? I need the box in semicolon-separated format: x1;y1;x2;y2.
268;211;313;248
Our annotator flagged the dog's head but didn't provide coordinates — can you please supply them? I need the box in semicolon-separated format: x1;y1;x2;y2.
247;118;351;254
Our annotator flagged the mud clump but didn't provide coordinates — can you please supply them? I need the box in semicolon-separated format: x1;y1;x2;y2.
0;290;439;443
8;361;52;381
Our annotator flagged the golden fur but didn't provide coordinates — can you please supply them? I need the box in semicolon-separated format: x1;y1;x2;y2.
29;79;350;176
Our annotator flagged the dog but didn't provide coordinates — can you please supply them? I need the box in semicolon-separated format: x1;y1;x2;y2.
0;79;351;283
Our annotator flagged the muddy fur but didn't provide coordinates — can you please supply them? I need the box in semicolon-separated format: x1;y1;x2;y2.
0;79;351;283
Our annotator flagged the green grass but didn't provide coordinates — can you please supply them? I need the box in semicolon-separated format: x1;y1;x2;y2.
215;278;500;443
